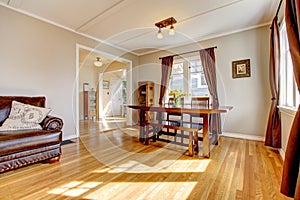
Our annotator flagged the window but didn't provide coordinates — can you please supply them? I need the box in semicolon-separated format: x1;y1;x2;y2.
189;59;208;96
279;20;299;108
168;57;209;101
169;62;184;91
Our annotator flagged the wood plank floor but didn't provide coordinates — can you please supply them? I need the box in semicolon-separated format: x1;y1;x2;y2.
0;120;292;200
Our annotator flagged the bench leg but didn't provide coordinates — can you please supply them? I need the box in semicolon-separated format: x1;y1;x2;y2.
194;131;199;154
152;127;156;142
188;132;194;156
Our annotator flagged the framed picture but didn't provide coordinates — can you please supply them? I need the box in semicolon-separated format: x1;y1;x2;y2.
103;80;109;89
232;59;251;78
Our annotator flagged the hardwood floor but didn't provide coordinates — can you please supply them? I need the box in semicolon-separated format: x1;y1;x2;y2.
0;120;292;200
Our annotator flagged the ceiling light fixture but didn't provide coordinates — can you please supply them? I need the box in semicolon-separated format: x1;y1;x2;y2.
157;28;163;39
155;17;177;39
169;25;175;35
94;57;103;67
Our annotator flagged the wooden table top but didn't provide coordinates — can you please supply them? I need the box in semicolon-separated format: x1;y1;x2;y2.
127;104;233;114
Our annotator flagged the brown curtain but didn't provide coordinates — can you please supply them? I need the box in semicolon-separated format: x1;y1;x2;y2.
265;16;281;148
159;56;174;105
281;0;300;198
199;48;221;137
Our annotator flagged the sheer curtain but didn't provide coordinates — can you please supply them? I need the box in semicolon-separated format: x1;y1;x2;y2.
199;48;221;140
265;16;281;148
159;56;174;105
281;0;300;198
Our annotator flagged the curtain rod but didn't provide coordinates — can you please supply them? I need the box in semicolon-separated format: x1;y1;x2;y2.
159;46;217;60
275;0;283;17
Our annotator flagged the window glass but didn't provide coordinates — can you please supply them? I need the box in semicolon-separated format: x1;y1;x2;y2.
168;58;209;101
279;20;299;108
189;60;208;96
169;62;184;91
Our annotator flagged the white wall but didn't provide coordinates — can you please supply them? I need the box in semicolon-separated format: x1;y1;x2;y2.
0;6;139;140
138;26;271;138
279;107;296;158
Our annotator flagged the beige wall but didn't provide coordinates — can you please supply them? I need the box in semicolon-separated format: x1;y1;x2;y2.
0;6;139;140
138;26;271;138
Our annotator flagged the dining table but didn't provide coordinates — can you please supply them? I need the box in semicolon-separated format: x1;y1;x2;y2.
128;104;233;158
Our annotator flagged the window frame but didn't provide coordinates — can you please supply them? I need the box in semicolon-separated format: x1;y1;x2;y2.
166;56;209;102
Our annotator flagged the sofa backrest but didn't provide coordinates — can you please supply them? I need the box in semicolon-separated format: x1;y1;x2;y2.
0;96;46;125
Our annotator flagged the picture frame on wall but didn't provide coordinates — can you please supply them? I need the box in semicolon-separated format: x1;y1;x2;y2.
232;59;251;78
103;80;109;89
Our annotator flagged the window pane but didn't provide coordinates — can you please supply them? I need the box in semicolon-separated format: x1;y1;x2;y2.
170;74;183;90
279;20;298;109
286;52;294;107
189;60;209;96
169;62;183;91
168;59;209;99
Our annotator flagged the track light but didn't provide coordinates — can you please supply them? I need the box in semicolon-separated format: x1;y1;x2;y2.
155;17;177;39
169;25;175;35
157;28;163;39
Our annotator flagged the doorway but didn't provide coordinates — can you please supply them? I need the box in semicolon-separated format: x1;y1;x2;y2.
110;77;124;116
75;44;133;137
100;69;127;118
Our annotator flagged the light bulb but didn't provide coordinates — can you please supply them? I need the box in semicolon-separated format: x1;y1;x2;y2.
157;28;163;39
169;25;175;35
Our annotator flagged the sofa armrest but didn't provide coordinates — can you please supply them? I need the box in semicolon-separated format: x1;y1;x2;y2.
41;115;63;131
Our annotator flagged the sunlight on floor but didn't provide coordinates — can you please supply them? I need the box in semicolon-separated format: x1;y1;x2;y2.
49;181;102;197
48;179;197;199
84;182;198;200
93;159;211;173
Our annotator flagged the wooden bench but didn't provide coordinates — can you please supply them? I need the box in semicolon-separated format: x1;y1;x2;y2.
144;120;200;156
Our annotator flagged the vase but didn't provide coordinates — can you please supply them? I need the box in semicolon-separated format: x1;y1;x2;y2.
173;97;181;107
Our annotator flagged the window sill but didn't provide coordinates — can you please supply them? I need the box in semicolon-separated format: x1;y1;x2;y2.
278;106;297;117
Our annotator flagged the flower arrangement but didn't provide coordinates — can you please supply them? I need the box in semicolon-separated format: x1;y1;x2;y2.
169;89;188;106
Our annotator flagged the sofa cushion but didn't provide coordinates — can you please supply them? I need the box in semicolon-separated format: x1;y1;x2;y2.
0;101;51;131
0;96;46;125
0;100;13;126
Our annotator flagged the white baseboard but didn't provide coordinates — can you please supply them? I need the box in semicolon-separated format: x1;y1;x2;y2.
62;133;78;141
222;132;264;141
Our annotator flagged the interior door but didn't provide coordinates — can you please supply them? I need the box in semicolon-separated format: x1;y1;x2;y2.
110;78;122;116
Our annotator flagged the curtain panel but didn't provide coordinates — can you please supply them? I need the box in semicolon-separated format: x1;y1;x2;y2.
265;16;281;148
199;48;222;137
281;0;300;198
159;56;174;105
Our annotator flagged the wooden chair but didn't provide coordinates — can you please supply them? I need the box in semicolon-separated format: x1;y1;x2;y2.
166;97;184;126
189;96;210;129
159;97;184;143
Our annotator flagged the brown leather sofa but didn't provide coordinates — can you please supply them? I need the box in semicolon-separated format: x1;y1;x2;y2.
0;96;63;173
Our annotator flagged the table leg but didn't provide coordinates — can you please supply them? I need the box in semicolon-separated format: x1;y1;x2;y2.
139;109;146;142
202;114;210;158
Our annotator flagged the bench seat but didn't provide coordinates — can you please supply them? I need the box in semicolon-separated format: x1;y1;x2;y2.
144;120;200;156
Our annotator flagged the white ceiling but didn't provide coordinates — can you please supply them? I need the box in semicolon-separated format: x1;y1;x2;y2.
1;0;280;56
